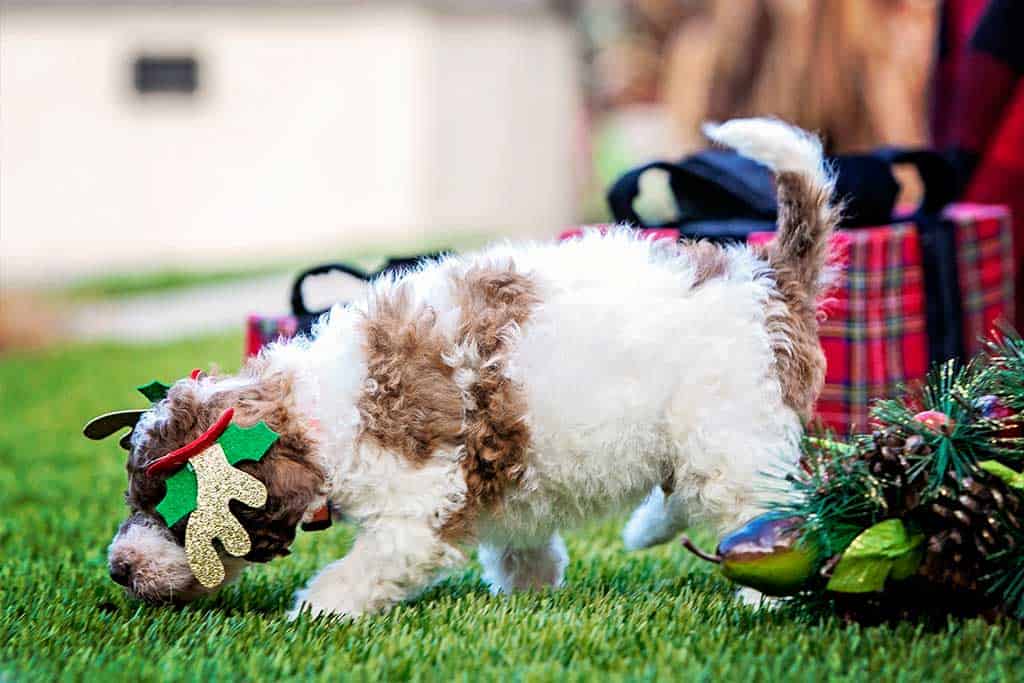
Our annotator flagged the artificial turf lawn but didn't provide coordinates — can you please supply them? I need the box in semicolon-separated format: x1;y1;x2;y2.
2;335;1023;682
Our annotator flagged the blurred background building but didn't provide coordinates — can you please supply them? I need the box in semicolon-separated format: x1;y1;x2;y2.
1;0;579;287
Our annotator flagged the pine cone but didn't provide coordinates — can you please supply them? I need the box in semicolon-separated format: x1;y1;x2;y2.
862;429;930;515
916;469;1022;591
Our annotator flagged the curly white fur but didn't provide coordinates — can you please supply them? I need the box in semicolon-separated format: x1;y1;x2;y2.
276;228;803;620
268;117;834;619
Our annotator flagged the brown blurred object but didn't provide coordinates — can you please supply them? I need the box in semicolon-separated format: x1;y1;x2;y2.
664;0;940;154
0;291;62;352
594;0;705;107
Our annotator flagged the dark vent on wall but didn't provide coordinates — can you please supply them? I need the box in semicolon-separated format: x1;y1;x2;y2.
133;56;199;95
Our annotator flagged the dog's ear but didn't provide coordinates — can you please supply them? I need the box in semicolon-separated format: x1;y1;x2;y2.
233;453;325;562
195;367;326;561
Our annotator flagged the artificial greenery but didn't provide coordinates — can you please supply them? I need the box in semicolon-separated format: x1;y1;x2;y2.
986;324;1024;413
776;327;1024;622
781;436;887;559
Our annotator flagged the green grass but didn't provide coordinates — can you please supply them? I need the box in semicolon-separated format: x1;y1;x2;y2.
2;336;1023;682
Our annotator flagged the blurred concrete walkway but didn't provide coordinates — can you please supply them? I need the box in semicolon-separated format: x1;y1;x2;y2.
68;272;367;344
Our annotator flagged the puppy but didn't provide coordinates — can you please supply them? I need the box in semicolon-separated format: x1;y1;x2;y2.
106;118;839;618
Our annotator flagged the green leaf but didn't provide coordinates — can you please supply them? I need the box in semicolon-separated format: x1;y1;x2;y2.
979;460;1024;490
155;466;198;527
137;380;171;403
826;520;924;593
841;519;923;560
218;421;279;465
826;556;893;593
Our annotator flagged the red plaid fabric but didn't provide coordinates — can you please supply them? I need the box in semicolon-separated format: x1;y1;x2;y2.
750;225;929;431
947;204;1017;354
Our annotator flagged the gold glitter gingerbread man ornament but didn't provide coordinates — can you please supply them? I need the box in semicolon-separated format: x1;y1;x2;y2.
146;408;278;588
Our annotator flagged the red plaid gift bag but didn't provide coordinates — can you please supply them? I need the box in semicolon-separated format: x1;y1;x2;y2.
946;204;1017;354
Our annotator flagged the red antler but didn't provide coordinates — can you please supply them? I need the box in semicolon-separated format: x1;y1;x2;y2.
146;408;235;476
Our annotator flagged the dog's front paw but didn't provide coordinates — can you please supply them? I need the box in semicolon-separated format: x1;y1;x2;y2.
288;588;361;622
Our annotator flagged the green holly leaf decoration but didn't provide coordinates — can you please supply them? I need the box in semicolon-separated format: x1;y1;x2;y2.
137;380;171;403
156;466;198;527
826;519;924;593
152;420;277;527
979;460;1024;490
218;422;279;466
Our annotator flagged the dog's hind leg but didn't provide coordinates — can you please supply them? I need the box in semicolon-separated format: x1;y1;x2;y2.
622;485;690;550
478;533;568;594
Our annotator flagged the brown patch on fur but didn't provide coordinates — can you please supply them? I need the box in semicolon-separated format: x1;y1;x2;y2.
757;172;838;418
681;240;730;288
356;286;466;461
439;265;541;543
771;172;839;298
761;262;827;419
126;367;326;562
352;266;540;545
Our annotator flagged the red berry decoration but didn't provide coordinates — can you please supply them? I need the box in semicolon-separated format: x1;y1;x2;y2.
913;410;954;435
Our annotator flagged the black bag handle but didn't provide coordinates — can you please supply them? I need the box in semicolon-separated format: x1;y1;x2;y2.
606;161;682;228
290;263;370;318
289;253;449;319
606;152;790;229
873;148;957;216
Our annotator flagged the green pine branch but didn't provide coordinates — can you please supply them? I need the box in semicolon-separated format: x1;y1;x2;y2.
985;322;1024;416
870;357;1021;490
779;434;887;562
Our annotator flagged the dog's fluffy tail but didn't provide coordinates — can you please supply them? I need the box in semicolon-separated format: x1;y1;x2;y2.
702;117;839;296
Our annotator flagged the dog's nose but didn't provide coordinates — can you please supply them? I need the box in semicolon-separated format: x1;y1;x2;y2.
109;561;132;587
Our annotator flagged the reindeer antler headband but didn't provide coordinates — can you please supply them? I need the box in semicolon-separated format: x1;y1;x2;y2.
82;371;202;449
83;370;279;587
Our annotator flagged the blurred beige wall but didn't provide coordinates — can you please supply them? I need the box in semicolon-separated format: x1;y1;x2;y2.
0;3;579;286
